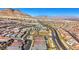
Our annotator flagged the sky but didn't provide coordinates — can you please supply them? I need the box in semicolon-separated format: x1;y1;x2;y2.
0;8;79;16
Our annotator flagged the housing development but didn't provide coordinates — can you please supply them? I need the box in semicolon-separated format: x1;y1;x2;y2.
0;8;79;50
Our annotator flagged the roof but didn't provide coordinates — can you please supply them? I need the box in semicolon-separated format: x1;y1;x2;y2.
10;40;23;46
0;36;10;42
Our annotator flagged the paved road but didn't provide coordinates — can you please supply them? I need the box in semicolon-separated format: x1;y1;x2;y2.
52;28;67;50
38;21;68;50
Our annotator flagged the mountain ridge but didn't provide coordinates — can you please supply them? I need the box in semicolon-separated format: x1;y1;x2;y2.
0;8;31;17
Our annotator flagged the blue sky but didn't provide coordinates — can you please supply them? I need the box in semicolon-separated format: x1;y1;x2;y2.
0;8;79;16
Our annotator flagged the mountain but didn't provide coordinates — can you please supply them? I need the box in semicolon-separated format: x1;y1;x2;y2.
0;8;31;17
